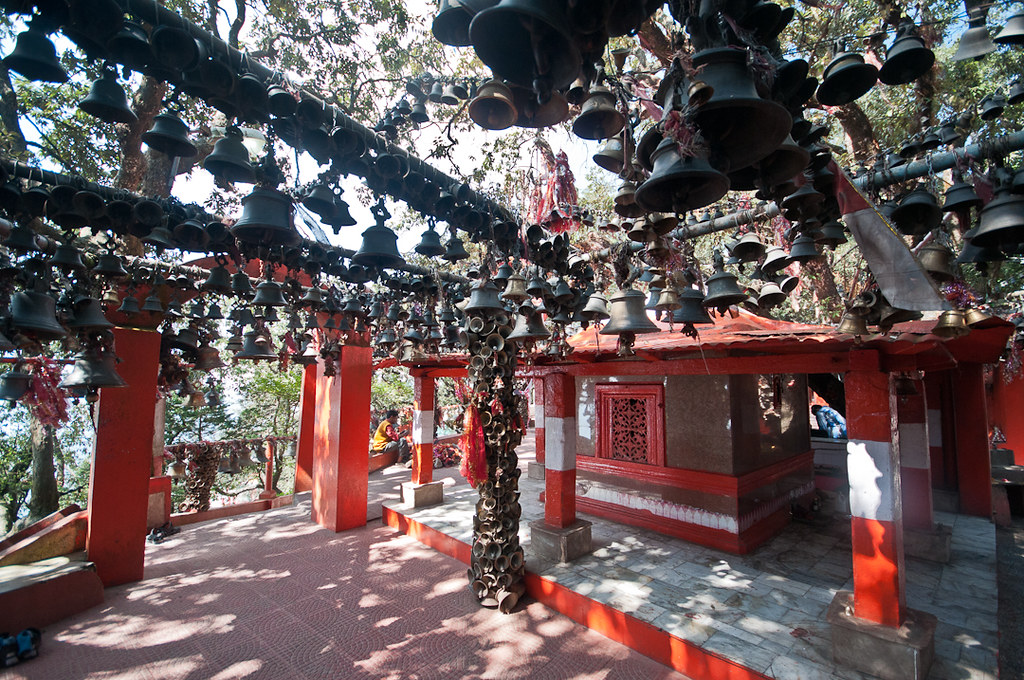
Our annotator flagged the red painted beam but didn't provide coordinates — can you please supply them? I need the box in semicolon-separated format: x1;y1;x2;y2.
87;328;161;587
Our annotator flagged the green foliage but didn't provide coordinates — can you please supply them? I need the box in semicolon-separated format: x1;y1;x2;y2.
371;366;411;423
0;405;31;533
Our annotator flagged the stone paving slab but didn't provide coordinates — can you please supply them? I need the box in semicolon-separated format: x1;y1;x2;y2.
387;433;998;680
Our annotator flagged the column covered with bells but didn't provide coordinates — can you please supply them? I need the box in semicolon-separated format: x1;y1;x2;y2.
461;280;525;613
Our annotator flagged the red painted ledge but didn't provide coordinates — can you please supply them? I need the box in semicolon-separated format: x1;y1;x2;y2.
172;495;294;526
382;505;770;680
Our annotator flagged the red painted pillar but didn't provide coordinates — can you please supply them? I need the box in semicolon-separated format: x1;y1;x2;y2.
87;328;161;587
311;346;371;532
952;363;991;517
411;371;435;486
544;371;576;528
294;363;317;493
259;440;276;500
534;377;545;465
898;376;933;531
845;350;905;627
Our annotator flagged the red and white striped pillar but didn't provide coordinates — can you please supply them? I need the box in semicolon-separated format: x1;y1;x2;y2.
898;375;933;532
411;370;435;486
544;371;576;528
924;374;944;489
845;351;905;627
534;377;546;466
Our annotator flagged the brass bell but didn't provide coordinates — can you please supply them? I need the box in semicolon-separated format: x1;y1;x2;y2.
965;308;992;326
878;21;935;86
0;363;33;402
656;288;681;312
593;135;624;174
302;184;336;219
235;330;277;360
352;217;404;269
787;234;821;263
173;219;210;252
68;297;114;330
141;112;197;158
507;306;550;343
202;265;233;294
953;8;996;61
878;300;922;329
512;86;569;128
755;134;810;188
932;309;969;339
816;47;878;106
59;348;127;390
231;187;298;246
672;288;713;325
443;235;470;261
634;137;729;214
10;291;66;340
703;253;748;311
251;281;288;307
231;271;255;298
117;295;140;315
464;280;505;314
572;85;625;140
836;312;869;336
2;20;68;83
168;459;187;479
204;126;255;183
79;68;138;125
581;293;610;320
600;288;660;335
468;79;516;130
757;282;788;308
469;0;581;91
970;189;1024;248
815;221;847;248
732;232;766;263
614;180;646;218
300;287;323;308
916;241;955;282
415;226;446;257
500;272;529;303
995;11;1024;44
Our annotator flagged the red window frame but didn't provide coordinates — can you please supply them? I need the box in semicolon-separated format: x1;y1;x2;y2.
595;383;666;467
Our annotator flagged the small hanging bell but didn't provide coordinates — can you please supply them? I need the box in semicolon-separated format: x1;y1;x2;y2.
970;189;1024;249
59;348;127;390
10;291;67;340
141;112;197;158
836;312;869;336
204;126;255;183
68;297;114;330
979;92;1007;121
464;280;505;314
953;8;996;61
672;288;713;325
235;330;277;360
878;21;935;86
572;85;625;141
352;211;404;269
816;46;877;106
787;234;821;263
467;79;516;130
500;273;529;303
703;253;748;311
251;281;288;307
231;187;298;246
79;67;138;124
932;309;969;339
442;235;470;261
2;20;68;83
414;226;446;257
0;363;33;402
916;241;956;282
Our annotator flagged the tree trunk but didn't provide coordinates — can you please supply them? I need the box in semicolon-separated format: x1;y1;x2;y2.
0;66;27;157
114;76;168;192
638;18;674;67
832;102;878;163
27;417;59;521
800;258;843;323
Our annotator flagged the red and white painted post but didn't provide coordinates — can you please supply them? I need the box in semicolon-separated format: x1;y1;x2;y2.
544;371;576;528
528;376;546;480
403;370;443;507
87;328;162;586
829;351;935;680
311;345;371;532
898;375;932;532
293;363;317;493
924;374;944;489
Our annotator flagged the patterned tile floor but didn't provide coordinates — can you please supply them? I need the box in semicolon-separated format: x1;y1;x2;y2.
6;464;689;679
385;433;999;680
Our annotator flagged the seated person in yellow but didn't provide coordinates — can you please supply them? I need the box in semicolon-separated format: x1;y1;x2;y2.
373;409;410;463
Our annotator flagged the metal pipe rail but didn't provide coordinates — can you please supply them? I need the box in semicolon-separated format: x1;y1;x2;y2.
1;159;470;285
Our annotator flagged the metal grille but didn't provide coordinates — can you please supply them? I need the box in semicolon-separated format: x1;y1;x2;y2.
608;395;653;463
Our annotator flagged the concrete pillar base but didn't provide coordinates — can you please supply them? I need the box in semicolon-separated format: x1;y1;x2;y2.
529;519;592;563
827;591;936;680
904;524;952;563
527;461;546;480
401;481;444;508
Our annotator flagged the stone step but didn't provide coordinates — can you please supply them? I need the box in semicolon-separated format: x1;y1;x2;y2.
0;551;104;631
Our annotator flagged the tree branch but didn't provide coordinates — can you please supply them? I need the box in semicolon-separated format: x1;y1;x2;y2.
228;0;246;50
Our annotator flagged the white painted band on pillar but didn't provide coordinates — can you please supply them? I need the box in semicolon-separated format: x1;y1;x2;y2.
535;404;544;428
898;423;930;469
545;416;576;472
927;409;942;447
412;410;433;445
847;439;896;522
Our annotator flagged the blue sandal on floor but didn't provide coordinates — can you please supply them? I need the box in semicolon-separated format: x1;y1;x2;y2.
15;628;40;661
1;633;18;667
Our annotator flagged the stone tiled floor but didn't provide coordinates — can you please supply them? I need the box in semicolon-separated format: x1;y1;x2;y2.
386;433;999;680
7;489;689;680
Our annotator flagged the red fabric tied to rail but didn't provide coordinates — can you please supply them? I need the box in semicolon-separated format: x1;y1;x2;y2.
459;404;488;488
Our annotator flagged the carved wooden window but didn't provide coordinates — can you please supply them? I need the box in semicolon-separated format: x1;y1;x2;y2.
596;384;665;466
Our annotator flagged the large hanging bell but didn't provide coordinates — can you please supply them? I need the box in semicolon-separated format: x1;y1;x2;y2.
193;343;226;371
755;134;810;188
953;8;996;61
511;85;569;128
464;280;505;314
68;297;114;330
251;281;288;307
690;47;791;171
79;68;138;124
414;226;446;257
916;241;955;282
970;189;1024;249
593;135;624;174
59;348;127;390
433;0;473;46
672;288;713;325
787;234;821;263
932;309;969;339
469;0;581;91
231;187;298;246
352;216;405;269
757;281;788;308
878;21;935;85
703;258;748;311
507;305;550;343
235;330;277;360
760;245;789;275
600;288;660;335
50;243;87;273
142;112;197;158
635;137;729;214
92;253;128;278
815;221;848;248
443;235;470;261
204;126;255;183
150;25;200;71
572;86;625;140
979;92;1006;121
302;184;337;219
10;290;66;340
816;48;878;106
468;79;516;130
3;21;68;83
995;12;1024;44
732;232;766;263
500;272;529;303
0;363;33;402
942;181;981;212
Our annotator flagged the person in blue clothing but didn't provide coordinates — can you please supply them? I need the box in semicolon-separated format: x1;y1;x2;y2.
811;404;847;439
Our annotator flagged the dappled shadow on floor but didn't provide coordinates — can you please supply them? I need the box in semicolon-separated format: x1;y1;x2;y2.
10;497;687;680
